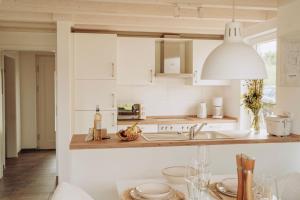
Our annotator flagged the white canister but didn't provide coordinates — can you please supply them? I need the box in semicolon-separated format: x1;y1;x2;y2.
266;116;292;136
197;102;207;119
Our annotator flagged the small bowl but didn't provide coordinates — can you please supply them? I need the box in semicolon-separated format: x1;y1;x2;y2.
135;182;171;199
162;166;196;184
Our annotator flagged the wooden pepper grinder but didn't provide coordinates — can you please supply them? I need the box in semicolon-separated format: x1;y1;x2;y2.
236;154;255;200
236;154;244;200
244;156;255;200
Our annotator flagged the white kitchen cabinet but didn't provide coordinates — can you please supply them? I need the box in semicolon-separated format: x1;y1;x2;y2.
117;37;155;85
117;124;158;133
74;33;117;80
74;110;117;134
74;80;116;110
191;40;230;86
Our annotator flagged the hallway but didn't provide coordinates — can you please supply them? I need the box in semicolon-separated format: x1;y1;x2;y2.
0;150;56;200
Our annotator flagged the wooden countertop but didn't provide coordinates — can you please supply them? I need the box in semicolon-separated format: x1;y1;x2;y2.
70;133;300;150
117;116;237;125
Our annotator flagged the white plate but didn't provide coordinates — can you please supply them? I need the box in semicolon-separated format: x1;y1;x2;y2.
135;182;171;199
130;188;176;200
216;182;237;198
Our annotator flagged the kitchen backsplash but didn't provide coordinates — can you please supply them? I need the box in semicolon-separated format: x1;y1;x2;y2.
117;78;228;116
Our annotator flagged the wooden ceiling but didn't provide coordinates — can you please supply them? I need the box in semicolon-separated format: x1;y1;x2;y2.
0;0;278;34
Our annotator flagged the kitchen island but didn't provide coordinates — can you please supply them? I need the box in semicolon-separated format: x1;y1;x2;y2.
70;132;300;149
69;132;300;200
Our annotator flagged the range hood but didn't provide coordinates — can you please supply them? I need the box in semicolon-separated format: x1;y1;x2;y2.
155;39;192;78
163;41;182;74
161;40;186;74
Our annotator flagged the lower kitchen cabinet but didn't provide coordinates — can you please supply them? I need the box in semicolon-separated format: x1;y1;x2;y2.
74;110;117;134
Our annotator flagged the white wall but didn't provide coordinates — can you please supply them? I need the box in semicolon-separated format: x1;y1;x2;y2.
0;31;56;51
19;52;38;149
277;0;300;134
0;51;4;177
117;79;229;116
56;21;73;182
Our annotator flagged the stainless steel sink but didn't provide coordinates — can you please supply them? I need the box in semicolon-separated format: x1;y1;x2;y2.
142;132;190;141
142;131;234;141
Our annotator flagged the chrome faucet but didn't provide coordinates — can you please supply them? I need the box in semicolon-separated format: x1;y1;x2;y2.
189;123;207;140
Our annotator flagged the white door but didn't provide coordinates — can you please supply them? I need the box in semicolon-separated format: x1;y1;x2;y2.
4;56;17;158
74;110;117;134
192;40;230;86
74;33;117;80
117;37;155;85
0;51;5;178
74;79;116;110
36;55;56;149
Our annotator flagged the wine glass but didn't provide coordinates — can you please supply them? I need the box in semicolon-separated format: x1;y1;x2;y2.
253;175;279;200
196;145;210;168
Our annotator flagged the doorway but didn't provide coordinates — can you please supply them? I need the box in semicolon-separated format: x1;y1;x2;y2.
0;51;57;192
1;51;56;156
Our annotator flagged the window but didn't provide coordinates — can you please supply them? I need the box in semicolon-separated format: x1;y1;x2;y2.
255;40;277;104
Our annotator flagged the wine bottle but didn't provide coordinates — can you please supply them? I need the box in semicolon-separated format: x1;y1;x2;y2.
94;105;102;130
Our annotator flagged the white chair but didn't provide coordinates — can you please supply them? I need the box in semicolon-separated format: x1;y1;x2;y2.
51;182;95;200
277;173;300;200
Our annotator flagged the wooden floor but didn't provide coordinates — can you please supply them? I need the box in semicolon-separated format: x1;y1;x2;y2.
0;150;56;200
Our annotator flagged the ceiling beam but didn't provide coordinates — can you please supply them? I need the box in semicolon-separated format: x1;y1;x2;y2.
0;0;276;23
71;27;224;40
77;0;278;11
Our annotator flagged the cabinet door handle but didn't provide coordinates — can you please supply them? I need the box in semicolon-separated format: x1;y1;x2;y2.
194;70;198;83
150;69;153;83
112;112;115;127
112;93;115;108
112;62;115;78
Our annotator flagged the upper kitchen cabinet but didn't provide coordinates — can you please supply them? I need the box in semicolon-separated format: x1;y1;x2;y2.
74;79;116;110
74;33;117;80
117;37;155;85
191;40;230;86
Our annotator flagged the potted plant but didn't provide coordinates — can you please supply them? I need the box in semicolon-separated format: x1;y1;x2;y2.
242;80;264;133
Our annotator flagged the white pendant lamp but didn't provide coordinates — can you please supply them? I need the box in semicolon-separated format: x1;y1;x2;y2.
201;0;267;80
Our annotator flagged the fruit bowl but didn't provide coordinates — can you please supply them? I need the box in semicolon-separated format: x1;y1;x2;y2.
117;123;142;141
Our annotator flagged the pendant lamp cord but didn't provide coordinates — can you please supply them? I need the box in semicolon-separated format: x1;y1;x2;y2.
232;0;236;22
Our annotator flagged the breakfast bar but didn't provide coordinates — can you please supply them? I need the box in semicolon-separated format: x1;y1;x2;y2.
70;133;300;149
69;132;300;199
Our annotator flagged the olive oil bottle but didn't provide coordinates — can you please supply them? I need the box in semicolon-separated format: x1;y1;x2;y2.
94;105;102;140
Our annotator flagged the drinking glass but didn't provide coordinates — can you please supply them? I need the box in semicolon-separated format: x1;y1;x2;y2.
185;160;201;200
198;168;211;191
185;159;212;200
253;175;279;200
